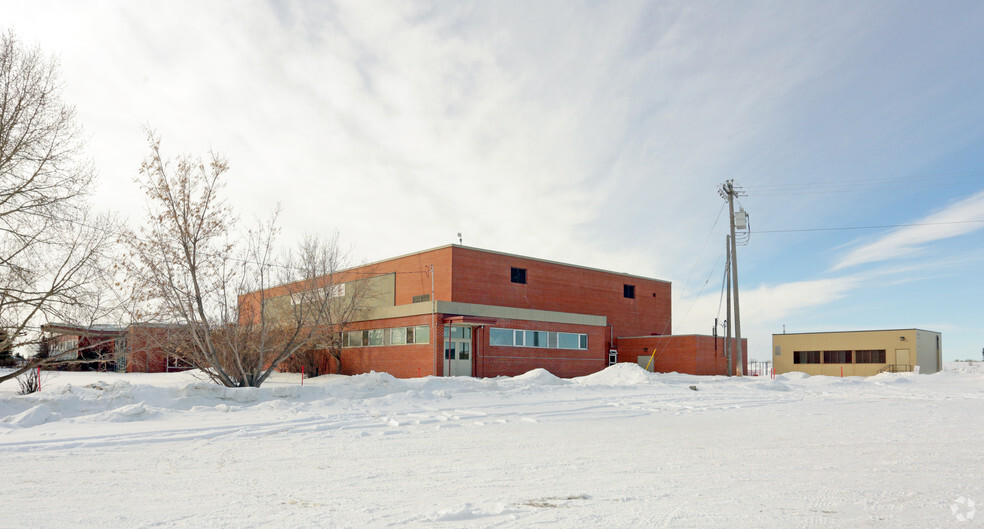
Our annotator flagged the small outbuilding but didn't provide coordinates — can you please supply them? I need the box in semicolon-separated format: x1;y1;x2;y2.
772;329;942;376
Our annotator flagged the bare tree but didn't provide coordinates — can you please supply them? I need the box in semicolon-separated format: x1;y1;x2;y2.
256;231;375;378
0;31;115;385
126;132;371;387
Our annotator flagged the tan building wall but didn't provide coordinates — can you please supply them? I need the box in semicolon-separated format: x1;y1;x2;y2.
773;329;941;376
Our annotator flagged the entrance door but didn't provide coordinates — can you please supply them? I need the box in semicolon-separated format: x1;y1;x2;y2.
444;326;473;377
896;349;910;371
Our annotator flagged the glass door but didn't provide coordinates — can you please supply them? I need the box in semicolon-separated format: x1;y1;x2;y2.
443;326;473;376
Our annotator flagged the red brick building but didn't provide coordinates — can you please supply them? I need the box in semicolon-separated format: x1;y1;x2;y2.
41;323;191;373
269;245;742;378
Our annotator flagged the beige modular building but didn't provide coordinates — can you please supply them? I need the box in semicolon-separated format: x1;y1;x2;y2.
773;329;942;376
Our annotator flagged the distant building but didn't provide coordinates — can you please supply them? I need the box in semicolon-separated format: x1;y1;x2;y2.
41;323;191;373
250;245;743;378
772;329;942;376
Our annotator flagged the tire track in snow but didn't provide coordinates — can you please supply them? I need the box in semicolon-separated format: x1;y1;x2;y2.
0;412;385;451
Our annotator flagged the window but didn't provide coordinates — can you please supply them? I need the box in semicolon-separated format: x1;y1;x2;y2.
490;328;513;346
524;330;548;347
558;332;580;349
623;284;635;299
444;326;470;340
511;267;527;284
412;294;430;303
823;350;852;364
488;327;588;350
793;351;820;364
855;349;886;363
342;325;429;347
412;325;430;344
289;283;345;305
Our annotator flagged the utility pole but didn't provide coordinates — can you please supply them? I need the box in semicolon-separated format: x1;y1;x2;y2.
725;235;732;376
431;264;436;376
720;180;746;376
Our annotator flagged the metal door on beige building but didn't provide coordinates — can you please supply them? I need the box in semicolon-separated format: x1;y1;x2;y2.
896;349;910;369
444;326;472;376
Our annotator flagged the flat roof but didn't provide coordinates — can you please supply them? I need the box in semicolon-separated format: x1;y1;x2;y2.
42;323;126;335
619;334;740;339
355;244;671;285
772;328;939;337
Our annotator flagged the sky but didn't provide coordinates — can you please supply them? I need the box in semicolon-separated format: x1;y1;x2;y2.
5;0;984;361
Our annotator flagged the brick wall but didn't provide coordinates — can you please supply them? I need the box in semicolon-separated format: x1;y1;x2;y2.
332;314;607;379
124;326;190;373
249;245;672;335
617;335;747;376
331;314;439;378
474;318;607;378
449;246;671;340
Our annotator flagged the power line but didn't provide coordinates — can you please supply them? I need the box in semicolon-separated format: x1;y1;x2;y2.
749;181;983;196
745;173;984;196
744;171;984;192
674;202;726;303
756;219;984;234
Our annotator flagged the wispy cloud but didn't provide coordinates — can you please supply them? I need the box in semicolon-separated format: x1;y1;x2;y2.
833;188;984;271
3;1;900;276
7;1;984;358
677;275;862;330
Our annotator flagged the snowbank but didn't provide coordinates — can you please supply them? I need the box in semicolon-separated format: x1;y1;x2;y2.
2;364;983;528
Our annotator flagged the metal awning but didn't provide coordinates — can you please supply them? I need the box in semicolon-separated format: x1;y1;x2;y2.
441;315;498;326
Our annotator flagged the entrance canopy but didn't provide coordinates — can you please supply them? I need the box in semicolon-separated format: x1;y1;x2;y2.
442;315;498;327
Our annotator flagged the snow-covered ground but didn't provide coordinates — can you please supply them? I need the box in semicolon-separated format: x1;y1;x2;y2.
2;363;983;528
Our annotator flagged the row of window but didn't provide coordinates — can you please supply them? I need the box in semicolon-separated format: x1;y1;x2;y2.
792;349;887;365
343;325;430;348
511;266;638;299
341;325;588;351
289;283;345;305
489;328;588;350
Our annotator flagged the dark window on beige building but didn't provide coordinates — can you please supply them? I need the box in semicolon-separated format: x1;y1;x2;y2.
823;350;852;364
793;351;820;364
855;349;886;363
